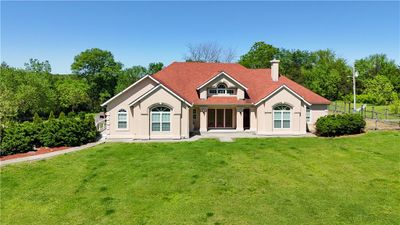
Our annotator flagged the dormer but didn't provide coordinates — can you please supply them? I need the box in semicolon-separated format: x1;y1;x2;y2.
197;71;247;100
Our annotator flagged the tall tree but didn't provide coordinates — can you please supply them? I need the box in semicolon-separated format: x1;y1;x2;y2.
56;77;90;112
303;50;352;100
24;58;52;73
71;48;123;108
360;75;397;105
184;42;236;63
239;42;279;68
355;54;400;93
147;62;164;75
115;66;147;93
0;65;57;120
276;49;315;84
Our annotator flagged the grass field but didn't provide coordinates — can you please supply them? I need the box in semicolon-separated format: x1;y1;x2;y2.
1;131;399;225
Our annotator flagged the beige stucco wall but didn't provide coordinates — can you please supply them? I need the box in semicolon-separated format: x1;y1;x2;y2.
131;87;190;139
106;78;190;139
256;88;307;135
105;76;328;139
106;77;158;139
308;104;329;124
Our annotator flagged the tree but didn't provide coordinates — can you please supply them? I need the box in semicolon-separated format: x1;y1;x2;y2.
184;42;236;63
360;75;397;105
71;48;123;109
276;49;315;84
239;42;279;68
56;77;90;112
147;62;164;75
355;54;400;93
24;58;51;73
1;66;57;119
115;66;147;93
303;50;352;100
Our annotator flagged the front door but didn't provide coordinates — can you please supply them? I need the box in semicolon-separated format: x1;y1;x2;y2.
207;109;233;129
243;108;250;129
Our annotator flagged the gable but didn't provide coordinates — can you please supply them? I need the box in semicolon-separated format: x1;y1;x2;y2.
102;75;159;111
255;85;311;106
101;75;159;107
197;71;248;90
129;84;192;107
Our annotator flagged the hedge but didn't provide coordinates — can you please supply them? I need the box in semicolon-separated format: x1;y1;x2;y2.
316;113;366;137
0;116;99;155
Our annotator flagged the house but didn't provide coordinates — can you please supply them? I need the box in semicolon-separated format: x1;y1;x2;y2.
101;60;330;139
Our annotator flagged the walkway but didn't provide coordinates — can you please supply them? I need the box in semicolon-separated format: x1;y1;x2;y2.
0;141;104;167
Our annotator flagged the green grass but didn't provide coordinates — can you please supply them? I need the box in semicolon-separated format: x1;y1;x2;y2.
1;131;399;225
330;101;400;120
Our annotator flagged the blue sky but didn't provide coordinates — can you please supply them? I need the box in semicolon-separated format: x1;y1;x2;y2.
1;1;399;74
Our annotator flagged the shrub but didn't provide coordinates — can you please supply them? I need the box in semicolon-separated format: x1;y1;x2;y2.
67;111;76;118
316;114;366;137
390;100;400;114
58;112;66;119
39;117;99;147
48;111;55;120
0;115;99;155
0;122;40;155
33;113;43;124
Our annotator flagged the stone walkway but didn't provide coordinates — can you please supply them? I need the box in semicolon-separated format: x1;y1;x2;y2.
0;141;104;167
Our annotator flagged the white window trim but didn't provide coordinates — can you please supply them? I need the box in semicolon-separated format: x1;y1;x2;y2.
208;88;236;96
273;107;292;129
151;108;171;132
116;109;129;130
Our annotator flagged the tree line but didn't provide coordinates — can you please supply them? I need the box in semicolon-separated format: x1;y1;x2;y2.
236;42;399;104
1;43;399;126
0;48;163;125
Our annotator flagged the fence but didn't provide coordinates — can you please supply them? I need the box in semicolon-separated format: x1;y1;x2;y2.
328;102;400;130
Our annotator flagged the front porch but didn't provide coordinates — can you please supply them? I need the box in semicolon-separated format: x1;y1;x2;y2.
191;106;256;133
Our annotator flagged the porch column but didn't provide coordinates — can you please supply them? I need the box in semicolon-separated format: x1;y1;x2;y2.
199;107;208;132
250;107;257;131
236;107;244;131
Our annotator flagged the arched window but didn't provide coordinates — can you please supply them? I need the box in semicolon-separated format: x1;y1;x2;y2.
117;109;128;129
217;83;227;94
273;104;291;128
151;106;171;132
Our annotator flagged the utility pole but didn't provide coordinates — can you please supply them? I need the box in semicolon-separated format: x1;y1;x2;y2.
352;66;359;112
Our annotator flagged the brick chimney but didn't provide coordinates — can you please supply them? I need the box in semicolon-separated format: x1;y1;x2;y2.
270;59;280;82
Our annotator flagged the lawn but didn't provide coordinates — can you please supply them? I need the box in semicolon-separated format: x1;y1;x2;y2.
1;131;399;225
330;101;399;120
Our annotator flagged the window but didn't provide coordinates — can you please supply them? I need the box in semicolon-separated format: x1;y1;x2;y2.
306;106;311;123
208;83;235;95
151;107;171;132
217;83;227;94
273;104;291;129
209;89;217;94
193;109;197;120
117;109;128;129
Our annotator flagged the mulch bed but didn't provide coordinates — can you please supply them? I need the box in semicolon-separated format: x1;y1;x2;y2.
0;146;70;161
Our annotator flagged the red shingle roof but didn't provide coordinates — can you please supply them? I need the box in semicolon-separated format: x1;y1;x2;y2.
152;62;330;105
